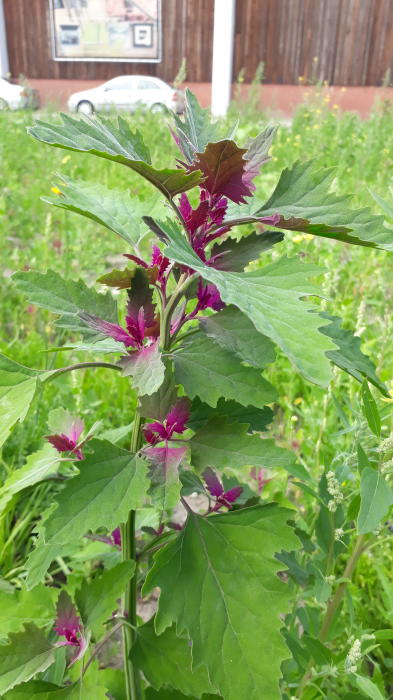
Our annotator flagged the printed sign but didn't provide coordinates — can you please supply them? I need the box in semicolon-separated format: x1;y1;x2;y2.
49;0;161;62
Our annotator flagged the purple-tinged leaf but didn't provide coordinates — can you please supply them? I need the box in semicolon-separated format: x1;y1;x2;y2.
196;280;225;311
54;591;81;646
166;398;190;436
79;312;135;347
97;268;135;289
118;342;165;396
145;445;187;510
139;367;178;421
222;486;243;503
187;140;252;204
127;268;157;332
203;467;224;498
243;126;277;191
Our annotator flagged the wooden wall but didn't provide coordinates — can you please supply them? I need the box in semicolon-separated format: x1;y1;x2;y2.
4;0;393;86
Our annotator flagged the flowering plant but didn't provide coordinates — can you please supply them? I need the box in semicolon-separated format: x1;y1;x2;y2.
0;91;392;699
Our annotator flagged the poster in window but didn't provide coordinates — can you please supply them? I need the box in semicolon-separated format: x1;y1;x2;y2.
49;0;161;62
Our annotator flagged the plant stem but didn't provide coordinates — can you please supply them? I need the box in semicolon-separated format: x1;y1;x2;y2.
319;534;366;641
121;411;143;700
295;534;367;697
43;361;121;383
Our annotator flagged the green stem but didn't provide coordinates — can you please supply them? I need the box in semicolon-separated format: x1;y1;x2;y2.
43;361;121;383
121;411;143;700
295;534;367;697
160;274;196;349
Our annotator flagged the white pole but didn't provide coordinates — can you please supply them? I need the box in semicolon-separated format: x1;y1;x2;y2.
0;0;9;77
211;0;236;117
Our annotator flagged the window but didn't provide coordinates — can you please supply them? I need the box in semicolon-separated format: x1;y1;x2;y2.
138;79;159;91
103;77;136;91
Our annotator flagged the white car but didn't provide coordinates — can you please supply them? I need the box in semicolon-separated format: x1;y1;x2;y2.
0;78;38;110
67;76;184;115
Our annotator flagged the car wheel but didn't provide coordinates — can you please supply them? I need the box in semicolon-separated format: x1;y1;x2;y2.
150;102;166;114
0;98;9;111
77;100;94;115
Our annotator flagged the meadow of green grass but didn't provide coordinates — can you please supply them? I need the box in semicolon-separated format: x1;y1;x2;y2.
0;95;393;693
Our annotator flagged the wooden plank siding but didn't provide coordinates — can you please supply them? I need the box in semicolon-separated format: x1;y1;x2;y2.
4;0;393;86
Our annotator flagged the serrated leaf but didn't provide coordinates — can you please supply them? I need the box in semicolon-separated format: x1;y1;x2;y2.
13;270;117;338
0;586;56;638
144;505;299;700
0;375;37;449
188;397;273;433
190;417;298;475
131;619;217;697
118;342;165;396
0;444;61;511
238;160;393;251
243;126;277;190
361;381;381;437
369;189;393;222
211;230;284;271
164;227;334;385
43;176;158;246
75;561;135;636
29;114;203;198
139;366;177;420
41;440;148;547
200;306;275;368
320;313;387;395
173;332;277;408
357;467;393;534
0;624;55;694
187;140;250;204
173;88;220;164
145;445;186;511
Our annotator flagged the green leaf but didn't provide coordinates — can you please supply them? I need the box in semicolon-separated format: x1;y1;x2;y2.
0;444;62;511
0;624;55;694
357;443;373;473
173;332;277;407
43;176;158;246
75;561;135;637
13;270;117;337
144;505;299;700
0;374;37;449
0;586;56;638
173;88;220;164
321;314;387;395
361;381;381;437
357;467;393;534
118;343;165;396
243;126;277;183
139;366;177;420
211;230;284;271
368;188;393;223
200;306;276;368
246;160;393;251
5;680;107;699
145;445;186;512
41;440;148;547
188;397;273;433
29;114;203;198
164;226;334;385
355;675;386;700
131;619;217;697
190;417;297;474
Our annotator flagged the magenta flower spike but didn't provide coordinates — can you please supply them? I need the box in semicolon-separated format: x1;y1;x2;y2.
46;413;85;460
143;398;190;445
124;244;170;288
54;591;88;666
203;468;243;511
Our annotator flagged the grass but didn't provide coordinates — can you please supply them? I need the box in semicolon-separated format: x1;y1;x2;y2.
0;96;393;693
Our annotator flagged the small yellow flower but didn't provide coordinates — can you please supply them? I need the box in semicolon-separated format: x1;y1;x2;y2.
61;155;71;164
313;56;319;62
333;104;339;110
315;109;322;115
324;95;331;103
291;415;299;423
340;87;347;92
295;134;300;140
313;124;320;129
51;186;62;195
294;397;303;405
298;76;304;83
